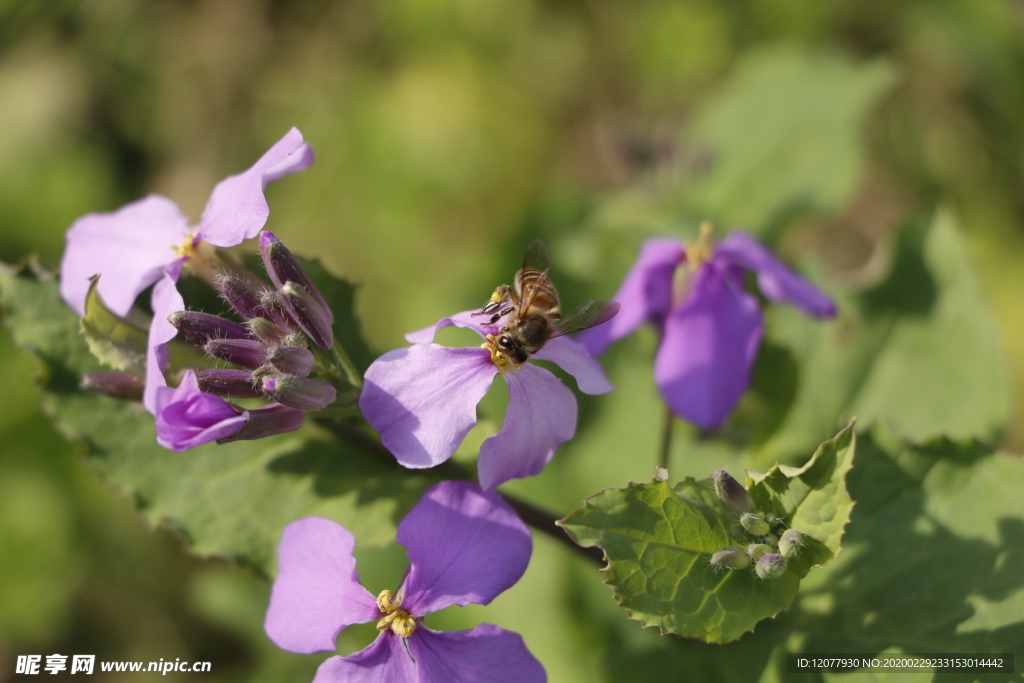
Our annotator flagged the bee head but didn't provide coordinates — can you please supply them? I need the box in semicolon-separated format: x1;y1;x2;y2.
496;335;529;365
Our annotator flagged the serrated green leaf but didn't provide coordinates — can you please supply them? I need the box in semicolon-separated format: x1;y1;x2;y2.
0;260;439;575
685;46;894;233
559;422;855;643
745;421;856;575
80;275;149;376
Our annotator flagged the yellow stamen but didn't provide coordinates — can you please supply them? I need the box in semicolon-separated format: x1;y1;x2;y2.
481;334;511;372
375;589;417;638
171;233;220;283
685;221;715;270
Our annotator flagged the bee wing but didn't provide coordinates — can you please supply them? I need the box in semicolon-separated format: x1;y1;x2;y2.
522;239;551;272
550;299;620;338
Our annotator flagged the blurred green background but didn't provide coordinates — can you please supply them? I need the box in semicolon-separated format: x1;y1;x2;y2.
1;0;1022;680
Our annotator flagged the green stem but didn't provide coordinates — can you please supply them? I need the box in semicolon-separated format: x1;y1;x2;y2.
659;404;674;471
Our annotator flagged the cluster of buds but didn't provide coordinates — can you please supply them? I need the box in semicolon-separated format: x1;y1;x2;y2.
707;470;807;580
172;231;345;416
84;231;357;450
171;232;339;413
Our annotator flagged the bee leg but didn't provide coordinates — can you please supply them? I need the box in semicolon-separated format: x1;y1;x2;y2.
488;307;515;324
474;285;515;317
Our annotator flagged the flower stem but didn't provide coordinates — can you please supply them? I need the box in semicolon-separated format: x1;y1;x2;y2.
316;417;603;565
659;404;674;470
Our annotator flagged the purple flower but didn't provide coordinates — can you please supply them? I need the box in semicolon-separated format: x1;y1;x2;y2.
358;311;613;489
154;370;306;450
154;370;250;451
579;229;835;430
58;128;314;411
264;480;545;683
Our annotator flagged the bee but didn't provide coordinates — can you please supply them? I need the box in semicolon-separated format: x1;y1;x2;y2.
474;240;620;366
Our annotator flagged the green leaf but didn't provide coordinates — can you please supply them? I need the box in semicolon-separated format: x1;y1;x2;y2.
559;422;855;643
684;46;894;234
772;427;1024;680
79;275;149;377
752;211;1009;464
0;260;439;575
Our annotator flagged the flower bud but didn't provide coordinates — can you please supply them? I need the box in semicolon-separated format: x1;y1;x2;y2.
740;512;770;537
169;311;251;345
81;372;144;401
262;373;337;411
755;553;788;580
713;470;755;516
267;345;315;377
260;231;331;312
204;338;267;369
746;543;771;561
256;291;298;332
248;317;289;345
195;369;264;399
216;403;305;443
709;547;750;571
778;529;805;559
280;281;334;349
218;276;265;320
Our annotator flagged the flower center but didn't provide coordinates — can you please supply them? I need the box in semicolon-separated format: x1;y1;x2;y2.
481;334;513;373
671;221;715;309
684;221;715;271
172;233;220;282
375;589;417;638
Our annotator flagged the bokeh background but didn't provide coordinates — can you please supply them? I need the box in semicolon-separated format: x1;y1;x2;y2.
1;1;1022;680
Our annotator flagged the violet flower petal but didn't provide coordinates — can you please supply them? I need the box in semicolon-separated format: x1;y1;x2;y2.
531;336;613;395
404;309;497;344
197;128;315;248
408;625;546;683
265;516;381;655
311;635;416;683
154;371;249;451
399;481;531;616
477;364;576;490
576;238;684;357
654;263;763;430
714;231;836;318
143;264;185;413
59;195;190;316
360;345;497;469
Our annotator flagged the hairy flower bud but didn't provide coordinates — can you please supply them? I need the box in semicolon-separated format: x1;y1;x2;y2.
219;275;265;320
217;403;305;443
195;369;264;399
81;372;145;401
740;512;770;537
280;281;334;349
755;553;788;580
169;311;251;345
248;317;289;345
746;543;772;561
710;547;751;571
267;345;315;377
713;469;755;517
260;231;331;312
204;338;267;369
262;373;337;411
256;291;298;332
778;529;805;558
